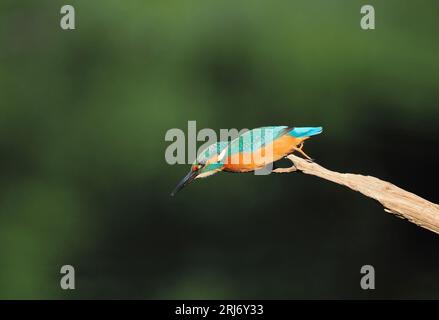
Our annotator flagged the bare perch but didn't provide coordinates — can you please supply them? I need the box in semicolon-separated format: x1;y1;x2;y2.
274;154;439;235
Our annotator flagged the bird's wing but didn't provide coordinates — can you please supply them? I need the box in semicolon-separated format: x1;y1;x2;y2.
228;126;292;155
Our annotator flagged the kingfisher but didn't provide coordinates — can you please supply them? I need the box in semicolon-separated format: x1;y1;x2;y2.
171;126;322;196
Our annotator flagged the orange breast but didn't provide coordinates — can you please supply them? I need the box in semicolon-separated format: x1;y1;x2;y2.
223;135;304;172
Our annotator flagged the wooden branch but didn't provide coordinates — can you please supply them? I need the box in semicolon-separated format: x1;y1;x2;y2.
273;154;439;235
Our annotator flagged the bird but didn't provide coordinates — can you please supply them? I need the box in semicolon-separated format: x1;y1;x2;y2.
171;126;322;196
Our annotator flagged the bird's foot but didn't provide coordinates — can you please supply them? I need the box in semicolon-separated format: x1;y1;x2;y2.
294;143;314;161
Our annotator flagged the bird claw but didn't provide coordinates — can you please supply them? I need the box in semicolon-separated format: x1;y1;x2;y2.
294;143;314;161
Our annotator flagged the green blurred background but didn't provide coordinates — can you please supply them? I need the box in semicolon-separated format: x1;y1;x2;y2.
1;0;438;299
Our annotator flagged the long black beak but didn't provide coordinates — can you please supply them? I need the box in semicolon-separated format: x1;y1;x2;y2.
171;170;198;196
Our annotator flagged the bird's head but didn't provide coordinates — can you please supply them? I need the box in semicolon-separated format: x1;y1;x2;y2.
171;142;228;196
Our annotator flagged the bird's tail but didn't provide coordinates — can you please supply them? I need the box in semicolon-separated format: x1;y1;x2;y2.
289;127;323;138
